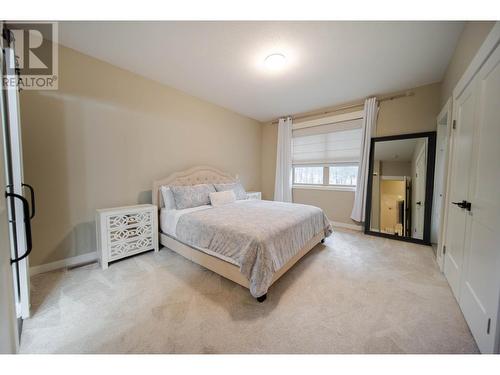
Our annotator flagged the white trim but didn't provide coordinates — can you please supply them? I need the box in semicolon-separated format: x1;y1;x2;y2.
435;98;453;272
293;184;356;192
292;110;364;130
330;220;363;231
437;97;452;126
29;252;98;276
453;22;500;99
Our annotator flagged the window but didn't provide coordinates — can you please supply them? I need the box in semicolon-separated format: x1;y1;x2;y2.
292;117;362;189
293;166;324;184
293;164;358;187
329;164;358;186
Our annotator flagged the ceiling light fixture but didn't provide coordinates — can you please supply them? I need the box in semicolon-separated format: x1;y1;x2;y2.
264;53;286;71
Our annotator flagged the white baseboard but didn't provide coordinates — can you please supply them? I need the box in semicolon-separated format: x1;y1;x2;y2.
330;220;363;231
30;251;98;276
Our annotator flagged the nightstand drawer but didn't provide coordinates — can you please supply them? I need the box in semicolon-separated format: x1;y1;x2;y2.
107;211;152;230
109;236;154;259
108;225;153;242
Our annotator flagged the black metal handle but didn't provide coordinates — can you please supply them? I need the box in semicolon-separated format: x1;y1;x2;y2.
452;200;472;211
5;192;32;264
416;201;422;206
22;183;35;219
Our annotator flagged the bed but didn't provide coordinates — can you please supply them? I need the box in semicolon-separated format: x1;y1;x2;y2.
152;166;332;302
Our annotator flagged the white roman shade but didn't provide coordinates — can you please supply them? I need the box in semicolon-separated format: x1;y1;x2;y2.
292;118;363;165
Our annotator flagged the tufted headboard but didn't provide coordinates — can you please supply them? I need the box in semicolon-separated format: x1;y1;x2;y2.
152;165;237;208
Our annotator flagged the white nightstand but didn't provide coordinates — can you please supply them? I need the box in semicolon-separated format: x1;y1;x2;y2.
247;191;262;200
96;204;158;269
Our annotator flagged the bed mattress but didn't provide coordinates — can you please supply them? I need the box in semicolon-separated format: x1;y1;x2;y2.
160;199;332;297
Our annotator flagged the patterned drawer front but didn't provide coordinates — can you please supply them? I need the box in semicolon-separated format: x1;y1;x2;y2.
107;211;152;230
109;225;152;242
109;236;153;258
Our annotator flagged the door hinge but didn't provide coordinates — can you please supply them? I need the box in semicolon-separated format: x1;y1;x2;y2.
452;120;456;129
443;245;446;255
487;318;491;334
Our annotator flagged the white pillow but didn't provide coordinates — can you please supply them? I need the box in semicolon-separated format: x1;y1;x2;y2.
209;190;236;207
160;186;176;210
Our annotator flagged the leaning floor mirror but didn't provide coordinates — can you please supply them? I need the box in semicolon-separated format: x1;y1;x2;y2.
365;132;436;245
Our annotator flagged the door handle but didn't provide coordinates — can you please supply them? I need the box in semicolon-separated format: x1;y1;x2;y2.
416;201;422;206
452;200;472;211
5;192;33;264
22;183;35;219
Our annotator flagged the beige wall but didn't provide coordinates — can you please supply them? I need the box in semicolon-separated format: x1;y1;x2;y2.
376;83;441;137
292;188;356;225
21;45;262;266
440;21;495;105
261;122;278;201
261;82;441;226
380;161;411;177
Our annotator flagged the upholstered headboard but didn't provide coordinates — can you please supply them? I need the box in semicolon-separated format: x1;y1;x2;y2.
152;166;237;208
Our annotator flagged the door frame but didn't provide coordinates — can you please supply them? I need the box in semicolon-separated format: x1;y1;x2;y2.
435;98;453;271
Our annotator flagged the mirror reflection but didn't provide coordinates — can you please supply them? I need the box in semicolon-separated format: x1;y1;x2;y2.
369;137;429;241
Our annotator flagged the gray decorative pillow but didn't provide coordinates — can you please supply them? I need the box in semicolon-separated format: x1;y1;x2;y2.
213;182;247;200
170;184;215;210
160;186;176;210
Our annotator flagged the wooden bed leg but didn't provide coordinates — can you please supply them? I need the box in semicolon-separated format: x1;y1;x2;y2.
256;294;267;303
321;238;325;244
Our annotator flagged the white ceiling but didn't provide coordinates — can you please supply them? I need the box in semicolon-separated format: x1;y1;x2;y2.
374;138;423;162
58;21;464;122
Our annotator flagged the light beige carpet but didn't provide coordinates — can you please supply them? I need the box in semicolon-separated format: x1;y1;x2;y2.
20;229;478;353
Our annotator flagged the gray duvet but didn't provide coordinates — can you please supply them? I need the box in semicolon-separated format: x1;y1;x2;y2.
175;199;332;297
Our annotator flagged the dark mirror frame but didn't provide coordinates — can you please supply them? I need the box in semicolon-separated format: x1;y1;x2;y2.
364;131;436;245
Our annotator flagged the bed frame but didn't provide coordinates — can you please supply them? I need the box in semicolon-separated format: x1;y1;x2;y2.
152;166;324;302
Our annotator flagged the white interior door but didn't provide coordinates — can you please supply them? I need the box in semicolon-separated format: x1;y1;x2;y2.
458;43;500;354
444;83;476;299
0;71;19;353
1;41;31;320
431;122;449;245
413;143;426;240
